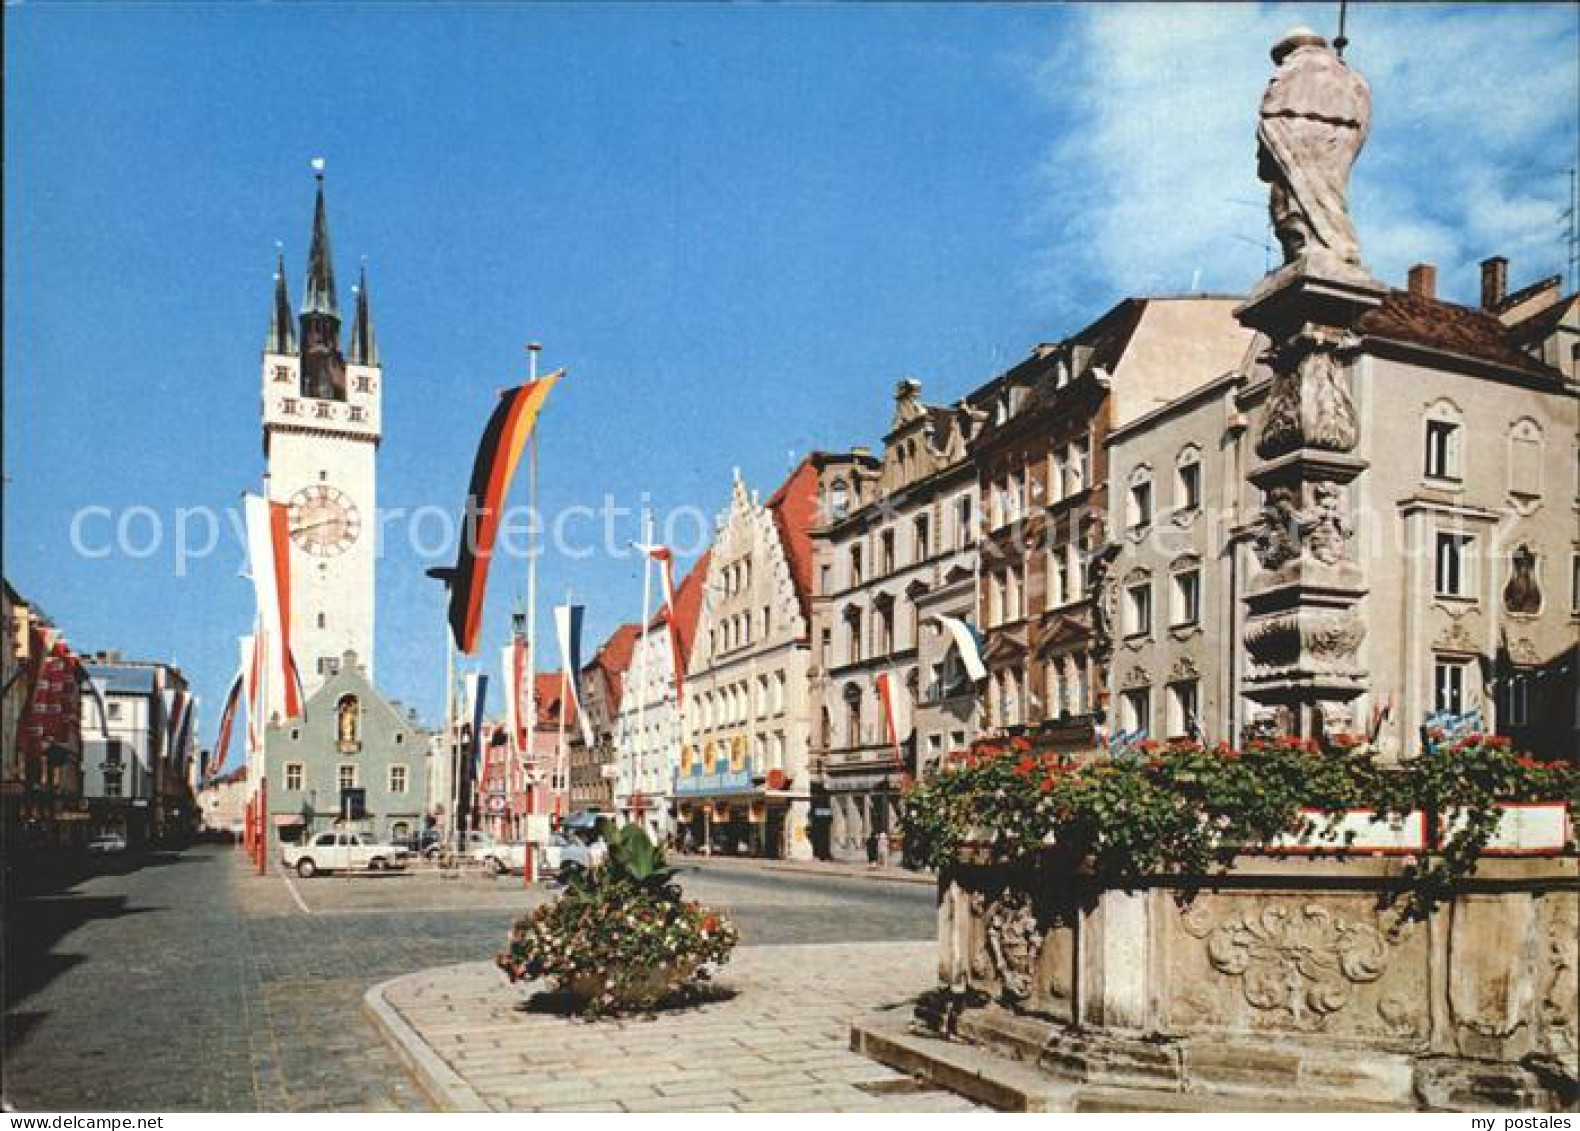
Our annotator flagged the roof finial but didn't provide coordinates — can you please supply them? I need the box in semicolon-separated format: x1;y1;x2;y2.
310;156;326;180
266;251;298;355
301;168;340;321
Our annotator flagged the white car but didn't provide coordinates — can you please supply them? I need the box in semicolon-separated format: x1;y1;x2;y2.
468;835;530;874
282;831;410;877
87;833;127;855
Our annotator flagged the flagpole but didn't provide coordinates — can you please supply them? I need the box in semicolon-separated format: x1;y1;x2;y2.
555;588;572;819
444;593;458;853
524;343;541;875
633;511;653;829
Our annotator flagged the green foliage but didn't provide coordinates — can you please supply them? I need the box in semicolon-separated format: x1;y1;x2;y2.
498;823;738;1018
900;734;1576;919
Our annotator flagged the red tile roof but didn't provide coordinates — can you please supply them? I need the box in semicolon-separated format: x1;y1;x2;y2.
533;670;576;729
764;457;822;626
1358;288;1558;378
587;621;642;708
650;549;712;671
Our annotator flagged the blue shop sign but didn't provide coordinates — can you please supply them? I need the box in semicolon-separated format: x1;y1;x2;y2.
674;766;755;797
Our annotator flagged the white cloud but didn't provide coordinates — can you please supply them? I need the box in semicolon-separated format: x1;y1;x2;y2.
1028;2;1579;310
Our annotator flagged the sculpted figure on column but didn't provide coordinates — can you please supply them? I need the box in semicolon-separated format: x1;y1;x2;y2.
1256;29;1372;268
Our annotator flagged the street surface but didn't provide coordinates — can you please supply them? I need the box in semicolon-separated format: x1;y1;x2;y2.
2;844;938;1111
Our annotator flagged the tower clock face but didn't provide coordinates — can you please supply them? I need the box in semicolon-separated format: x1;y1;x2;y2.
287;485;361;557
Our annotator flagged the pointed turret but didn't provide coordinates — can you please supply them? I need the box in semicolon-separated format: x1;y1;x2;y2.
298;167;347;399
348;266;380;367
301;174;340;321
265;253;298;355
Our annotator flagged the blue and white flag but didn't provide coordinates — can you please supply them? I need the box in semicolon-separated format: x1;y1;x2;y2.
554;603;597;747
934;615;988;684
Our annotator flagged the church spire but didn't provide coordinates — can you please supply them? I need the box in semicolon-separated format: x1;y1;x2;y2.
301;170;340;322
298;164;347;400
348;266;380;367
266;253;298;355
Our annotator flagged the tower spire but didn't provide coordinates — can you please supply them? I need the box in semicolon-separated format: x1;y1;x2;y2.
266;252;298;355
302;168;340;321
348;265;380;367
298;163;347;399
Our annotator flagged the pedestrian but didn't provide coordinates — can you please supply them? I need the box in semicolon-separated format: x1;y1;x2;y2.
876;830;890;868
865;831;879;869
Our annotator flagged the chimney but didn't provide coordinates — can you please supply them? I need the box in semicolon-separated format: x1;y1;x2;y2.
1480;256;1508;311
1407;263;1436;300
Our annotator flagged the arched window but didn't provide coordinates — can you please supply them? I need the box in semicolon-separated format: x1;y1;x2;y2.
1175;446;1202;512
843;683;863;747
1126;465;1154;530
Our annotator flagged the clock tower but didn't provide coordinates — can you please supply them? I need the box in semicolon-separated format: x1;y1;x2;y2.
261;171;380;695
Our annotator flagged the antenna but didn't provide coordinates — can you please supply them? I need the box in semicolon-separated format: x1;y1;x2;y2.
1334;0;1350;58
1565;166;1578;292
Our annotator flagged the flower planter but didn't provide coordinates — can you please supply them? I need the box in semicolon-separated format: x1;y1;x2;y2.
1266;808;1428;855
565;958;700;1011
1440;802;1571;855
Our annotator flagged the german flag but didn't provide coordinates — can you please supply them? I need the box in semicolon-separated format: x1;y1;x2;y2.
444;371;564;654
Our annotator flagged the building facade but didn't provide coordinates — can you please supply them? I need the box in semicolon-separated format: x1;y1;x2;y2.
612;553;710;841
81;655;196;847
264;653;429;843
680;462;829;859
813;380;979;862
1101;261;1578;757
972;297;1253;755
570;621;640;815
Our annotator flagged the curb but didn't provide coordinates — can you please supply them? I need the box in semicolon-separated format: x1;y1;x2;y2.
363;972;488;1112
680;856;937;888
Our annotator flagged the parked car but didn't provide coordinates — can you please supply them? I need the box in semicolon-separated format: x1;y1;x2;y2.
540;832;593;875
468;835;530;875
395;828;442;858
87;833;127;855
281;832;410;877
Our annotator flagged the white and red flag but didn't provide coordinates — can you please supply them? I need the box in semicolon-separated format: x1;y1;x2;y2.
502;634;532;757
244;493;304;720
875;669;914;760
635;543;686;706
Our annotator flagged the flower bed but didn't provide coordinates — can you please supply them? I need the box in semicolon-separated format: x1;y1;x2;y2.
901;734;1577;917
497;824;739;1017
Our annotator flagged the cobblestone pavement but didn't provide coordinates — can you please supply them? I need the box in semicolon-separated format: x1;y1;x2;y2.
3;844;943;1111
378;943;981;1112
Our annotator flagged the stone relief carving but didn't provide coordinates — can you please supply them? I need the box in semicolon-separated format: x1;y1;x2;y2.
1250;487;1302;571
1168;655;1201;683
1432;616;1478;655
1120;664;1151;691
1536;902;1577;1059
1257;339;1360;460
1377;992;1427;1039
1244;608;1366;674
968;892;993;982
1256;29;1372;267
1503;544;1541;615
985;892;1041;1001
1301;482;1352;565
1183;903;1391;1029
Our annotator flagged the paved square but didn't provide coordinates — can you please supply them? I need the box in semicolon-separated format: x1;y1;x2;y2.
373;942;980;1112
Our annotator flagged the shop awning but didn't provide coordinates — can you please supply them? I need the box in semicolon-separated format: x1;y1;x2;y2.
273;814;306;827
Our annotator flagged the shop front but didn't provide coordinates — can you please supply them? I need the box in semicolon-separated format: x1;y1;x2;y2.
673;739;791;858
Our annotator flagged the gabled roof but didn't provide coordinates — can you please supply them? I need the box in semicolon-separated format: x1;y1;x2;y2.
1358;288;1559;379
586;621;643;707
764;457;822;624
534;670;576;728
651;550;713;670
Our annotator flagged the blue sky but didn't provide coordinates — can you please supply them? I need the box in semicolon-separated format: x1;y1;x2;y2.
6;3;1576;752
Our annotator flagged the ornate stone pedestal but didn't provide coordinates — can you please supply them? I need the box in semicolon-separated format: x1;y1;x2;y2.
855;854;1579;1111
1236;260;1387;740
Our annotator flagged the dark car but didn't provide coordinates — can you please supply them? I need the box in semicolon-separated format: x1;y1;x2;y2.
395;828;442;857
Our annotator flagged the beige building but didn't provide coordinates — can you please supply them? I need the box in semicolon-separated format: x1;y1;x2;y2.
1104;259;1579;756
681;457;862;859
812;380;979;862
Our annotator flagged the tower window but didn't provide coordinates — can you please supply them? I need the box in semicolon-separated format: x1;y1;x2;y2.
273;365;291;383
282;398;300;416
354;373;372;393
317;612;327;629
319;470;327;481
349;406;366;423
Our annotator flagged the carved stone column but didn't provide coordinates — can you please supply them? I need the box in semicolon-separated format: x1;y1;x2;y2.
1236;263;1384;741
1236;31;1382;744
